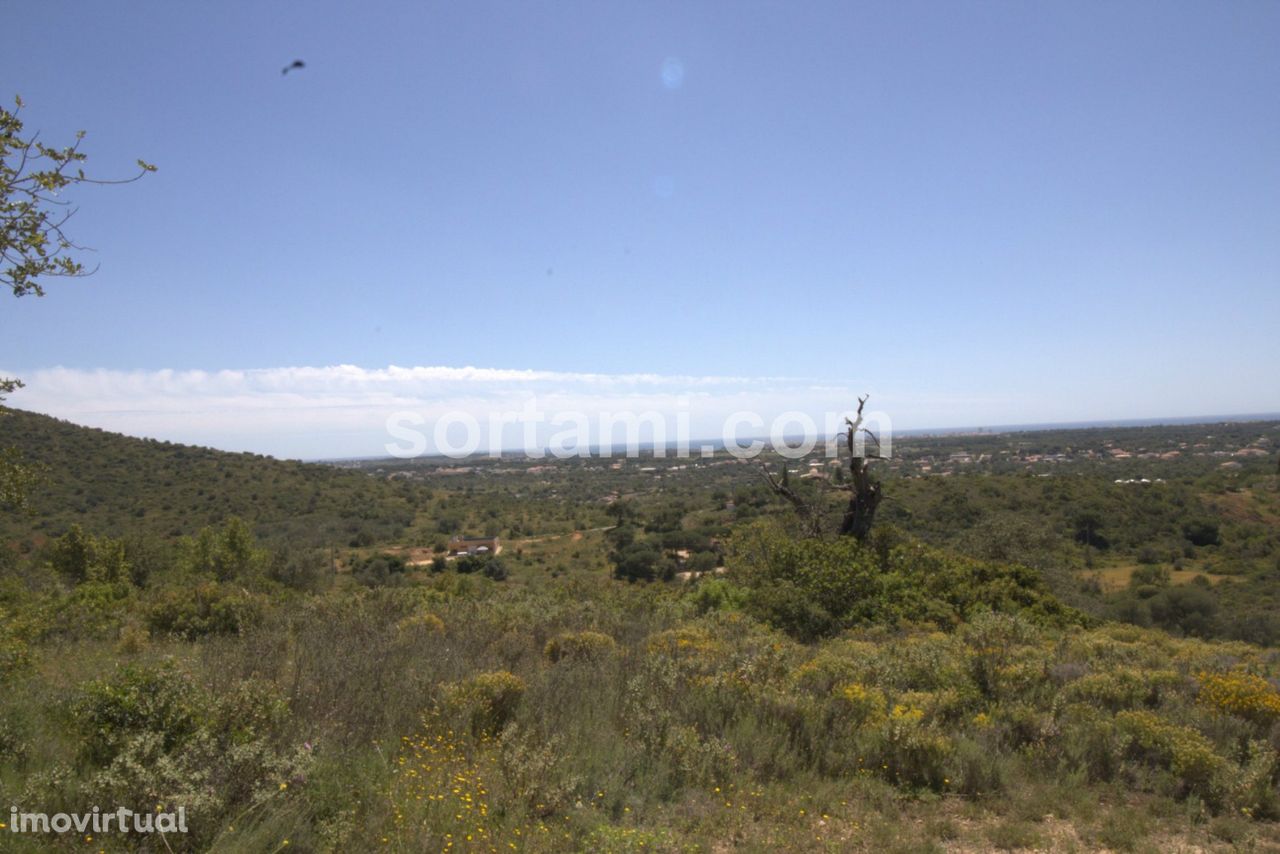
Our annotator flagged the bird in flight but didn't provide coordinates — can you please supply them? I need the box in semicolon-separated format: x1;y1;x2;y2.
282;60;306;75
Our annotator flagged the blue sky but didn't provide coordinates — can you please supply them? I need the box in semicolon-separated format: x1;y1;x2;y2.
2;1;1278;457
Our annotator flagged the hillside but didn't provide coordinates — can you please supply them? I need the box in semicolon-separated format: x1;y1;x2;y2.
0;409;425;546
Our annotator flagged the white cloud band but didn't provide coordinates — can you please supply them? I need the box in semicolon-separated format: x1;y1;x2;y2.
5;363;880;460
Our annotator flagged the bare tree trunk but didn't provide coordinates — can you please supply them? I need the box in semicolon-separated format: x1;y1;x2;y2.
760;395;885;543
838;396;882;542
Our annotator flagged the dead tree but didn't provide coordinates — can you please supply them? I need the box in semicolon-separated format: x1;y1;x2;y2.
760;395;885;543
837;395;884;541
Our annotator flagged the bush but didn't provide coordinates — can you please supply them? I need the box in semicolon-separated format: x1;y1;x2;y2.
544;630;616;663
830;682;887;729
744;580;837;642
73;663;309;845
793;643;876;695
267;545;331;591
396;611;446;636
1148;586;1219;637
1059;707;1125;783
181;517;264;581
612;541;665;582
1136;546;1162;566
687;577;748;615
482;557;508;581
146;582;264;639
1115;710;1227;800
730;520;1077;641
115;620;151;655
442;670;526;737
1183;520;1222;548
74;661;206;766
865;702;954;790
351;552;408;587
48;524;131;585
1130;563;1170;587
645;626;722;661
496;725;581;816
1197;671;1280;726
1062;668;1182;712
949;735;1005;795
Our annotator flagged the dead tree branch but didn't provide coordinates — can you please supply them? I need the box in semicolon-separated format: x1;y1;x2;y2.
758;460;825;538
838;395;883;542
759;395;886;542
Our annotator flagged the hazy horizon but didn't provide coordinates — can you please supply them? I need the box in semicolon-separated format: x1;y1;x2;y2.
7;375;1276;461
3;2;1277;457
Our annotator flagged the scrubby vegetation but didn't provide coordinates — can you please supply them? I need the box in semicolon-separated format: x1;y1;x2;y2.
5;568;1280;851
2;415;1279;850
0;409;425;546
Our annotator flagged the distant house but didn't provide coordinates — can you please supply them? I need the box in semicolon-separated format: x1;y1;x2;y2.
447;535;501;557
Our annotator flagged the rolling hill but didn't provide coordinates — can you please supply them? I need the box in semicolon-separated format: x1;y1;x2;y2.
0;409;425;546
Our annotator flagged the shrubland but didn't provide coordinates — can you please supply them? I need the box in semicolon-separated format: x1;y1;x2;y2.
2;417;1279;850
3;513;1280;851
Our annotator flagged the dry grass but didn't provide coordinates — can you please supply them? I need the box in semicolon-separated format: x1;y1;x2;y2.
1087;563;1234;593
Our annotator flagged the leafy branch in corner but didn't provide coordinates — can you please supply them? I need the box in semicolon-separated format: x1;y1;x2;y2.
1;95;154;511
2;94;156;299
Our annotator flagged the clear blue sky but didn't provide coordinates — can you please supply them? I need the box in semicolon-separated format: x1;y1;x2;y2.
2;1;1278;454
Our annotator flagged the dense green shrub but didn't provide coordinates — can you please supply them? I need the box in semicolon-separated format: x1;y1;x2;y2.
44;579;136;639
47;524;131;585
686;577;749;615
1183;519;1223;547
146;581;264;639
72;662;309;844
729;520;1078;640
351;552;408;587
482;557;509;581
180;517;264;581
612;541;668;582
74;661;207;766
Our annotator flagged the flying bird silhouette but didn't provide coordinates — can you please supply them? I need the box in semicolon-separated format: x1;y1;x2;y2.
282;60;306;75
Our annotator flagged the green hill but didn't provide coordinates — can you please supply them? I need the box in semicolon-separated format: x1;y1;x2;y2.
0;409;424;546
